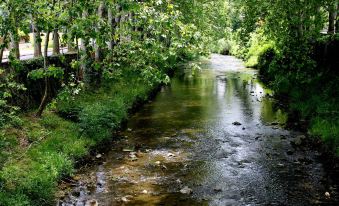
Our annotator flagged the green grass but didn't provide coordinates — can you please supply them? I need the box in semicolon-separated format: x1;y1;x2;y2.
0;112;83;206
310;117;339;153
0;70;159;206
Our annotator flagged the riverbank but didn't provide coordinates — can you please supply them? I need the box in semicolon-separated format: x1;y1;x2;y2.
0;69;164;205
256;38;339;157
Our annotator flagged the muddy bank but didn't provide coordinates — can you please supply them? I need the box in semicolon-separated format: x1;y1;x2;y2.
57;55;338;206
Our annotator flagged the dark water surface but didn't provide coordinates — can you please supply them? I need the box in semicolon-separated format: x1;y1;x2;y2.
58;55;338;206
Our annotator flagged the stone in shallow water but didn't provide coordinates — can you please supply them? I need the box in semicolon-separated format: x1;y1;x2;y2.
85;199;98;206
141;190;148;194
95;154;102;159
180;186;192;194
232;121;242;126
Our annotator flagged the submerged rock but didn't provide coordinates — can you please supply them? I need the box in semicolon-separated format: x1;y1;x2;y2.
232;121;242;126
291;137;302;146
214;187;223;192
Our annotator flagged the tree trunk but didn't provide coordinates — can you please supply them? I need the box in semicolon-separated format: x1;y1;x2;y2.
36;30;50;117
328;1;337;34
108;7;115;50
335;1;339;33
52;29;60;55
81;10;91;85
95;1;105;61
0;34;8;63
115;5;122;44
67;32;76;53
9;31;20;59
32;18;42;57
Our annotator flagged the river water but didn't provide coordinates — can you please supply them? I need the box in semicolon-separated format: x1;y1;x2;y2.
58;54;338;206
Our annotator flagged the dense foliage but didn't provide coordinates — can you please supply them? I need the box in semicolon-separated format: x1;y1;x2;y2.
226;0;339;153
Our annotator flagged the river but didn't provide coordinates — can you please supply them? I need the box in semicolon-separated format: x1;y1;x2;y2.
58;54;338;206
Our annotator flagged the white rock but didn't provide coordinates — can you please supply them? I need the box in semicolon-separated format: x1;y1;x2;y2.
121;197;129;202
325;192;330;198
167;153;176;157
180;186;192;194
96;154;102;159
141;190;148;194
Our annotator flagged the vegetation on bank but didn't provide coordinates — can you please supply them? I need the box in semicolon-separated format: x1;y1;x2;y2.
221;0;339;154
0;71;159;205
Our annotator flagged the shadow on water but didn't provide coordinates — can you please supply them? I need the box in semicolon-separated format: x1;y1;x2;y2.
58;54;338;206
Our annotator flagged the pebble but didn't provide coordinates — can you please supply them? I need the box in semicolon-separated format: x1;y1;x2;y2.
155;161;161;165
325;192;330;198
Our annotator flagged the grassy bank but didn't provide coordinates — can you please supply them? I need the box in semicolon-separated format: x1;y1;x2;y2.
0;69;160;205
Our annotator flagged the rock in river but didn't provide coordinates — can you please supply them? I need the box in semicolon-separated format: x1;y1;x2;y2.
232;121;242;126
85;199;98;206
180;186;192;194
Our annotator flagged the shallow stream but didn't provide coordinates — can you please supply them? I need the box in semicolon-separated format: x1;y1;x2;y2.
58;55;338;206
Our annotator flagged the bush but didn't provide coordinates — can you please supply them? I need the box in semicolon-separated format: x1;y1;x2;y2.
257;47;278;80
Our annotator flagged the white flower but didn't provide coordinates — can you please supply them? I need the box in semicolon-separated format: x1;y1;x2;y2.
73;88;80;95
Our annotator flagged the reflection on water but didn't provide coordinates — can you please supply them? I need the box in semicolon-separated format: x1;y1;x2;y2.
58;54;337;206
